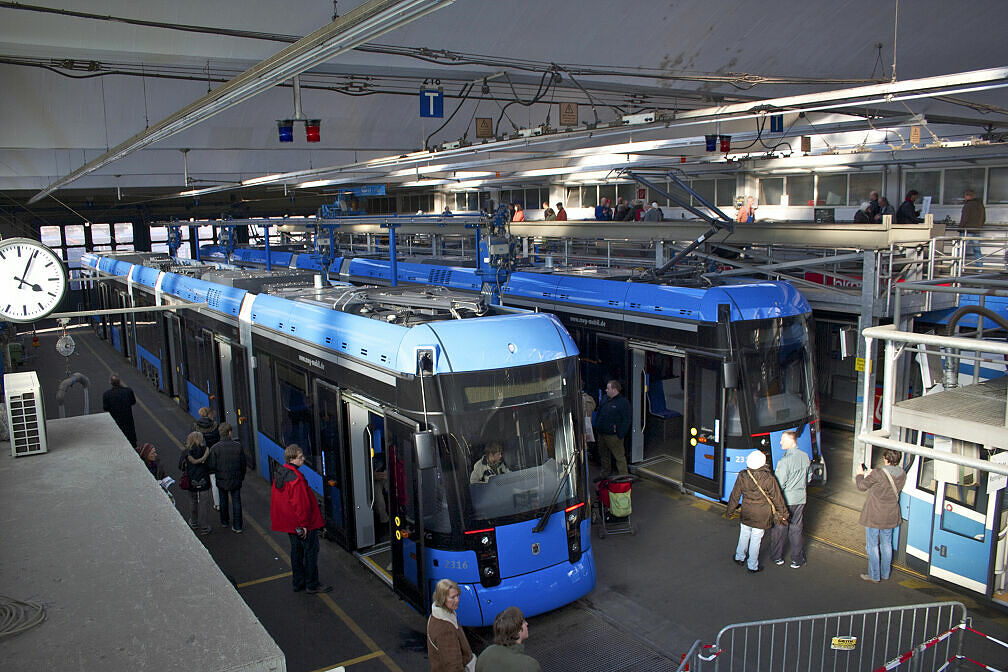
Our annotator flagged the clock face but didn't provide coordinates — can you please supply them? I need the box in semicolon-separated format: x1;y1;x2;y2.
0;238;69;323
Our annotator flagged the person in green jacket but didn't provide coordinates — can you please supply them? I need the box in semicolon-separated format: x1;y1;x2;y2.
770;430;811;569
475;607;541;672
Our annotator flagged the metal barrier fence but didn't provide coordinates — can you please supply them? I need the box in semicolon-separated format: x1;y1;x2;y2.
675;601;967;672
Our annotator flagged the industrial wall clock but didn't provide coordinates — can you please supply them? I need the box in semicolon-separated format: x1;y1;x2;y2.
0;237;69;323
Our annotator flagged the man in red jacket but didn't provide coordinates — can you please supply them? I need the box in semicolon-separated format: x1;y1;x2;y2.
270;444;332;593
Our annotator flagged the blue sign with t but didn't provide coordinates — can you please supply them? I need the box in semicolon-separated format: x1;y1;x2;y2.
420;89;444;118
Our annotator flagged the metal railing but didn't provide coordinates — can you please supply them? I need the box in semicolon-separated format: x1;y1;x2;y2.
675;601;966;672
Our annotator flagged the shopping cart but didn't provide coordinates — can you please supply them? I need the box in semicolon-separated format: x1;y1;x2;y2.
592;475;635;538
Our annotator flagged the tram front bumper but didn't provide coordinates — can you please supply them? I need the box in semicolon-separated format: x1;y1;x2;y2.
458;550;596;627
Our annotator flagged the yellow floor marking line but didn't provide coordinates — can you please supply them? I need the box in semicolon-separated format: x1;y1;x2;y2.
897;578;932;590
310;648;386;671
237;572;292;589
692;500;712;511
318;593;403;672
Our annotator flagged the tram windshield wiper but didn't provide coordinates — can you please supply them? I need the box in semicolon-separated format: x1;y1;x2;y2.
532;450;580;534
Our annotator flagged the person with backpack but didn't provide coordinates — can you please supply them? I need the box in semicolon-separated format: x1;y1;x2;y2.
179;431;213;535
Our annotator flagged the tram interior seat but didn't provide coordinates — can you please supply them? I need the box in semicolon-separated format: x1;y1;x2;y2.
647;376;682;419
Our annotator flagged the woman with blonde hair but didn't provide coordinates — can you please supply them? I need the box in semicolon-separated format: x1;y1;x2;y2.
427;578;475;672
179;431;213;535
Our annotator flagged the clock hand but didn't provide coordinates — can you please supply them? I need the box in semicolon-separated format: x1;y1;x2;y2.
18;252;36;289
12;275;43;292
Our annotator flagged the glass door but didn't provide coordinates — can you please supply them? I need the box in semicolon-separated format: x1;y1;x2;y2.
316;381;351;548
683;355;724;498
929;473;999;596
385;416;427;616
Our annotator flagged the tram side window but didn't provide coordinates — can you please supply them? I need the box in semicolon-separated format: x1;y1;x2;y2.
255;351;277;443
275;361;316;471
917;457;937;494
182;324;214;398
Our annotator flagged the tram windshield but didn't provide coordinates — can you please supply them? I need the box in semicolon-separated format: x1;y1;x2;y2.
734;314;816;432
440;356;584;528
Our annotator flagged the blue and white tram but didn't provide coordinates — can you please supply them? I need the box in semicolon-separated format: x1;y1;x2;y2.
210;245;822;503
81;251;595;626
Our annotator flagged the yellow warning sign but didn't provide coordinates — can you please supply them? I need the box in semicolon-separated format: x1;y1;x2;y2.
475;117;493;139
855;357;868;372
831;636;857;650
560;102;578;126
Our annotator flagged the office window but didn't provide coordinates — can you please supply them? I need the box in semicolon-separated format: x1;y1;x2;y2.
759;178;784;207
113;223;133;245
64;224;85;248
905;170;940;204
692;180;714;208
565;186;581;209
90;223;111;245
943;168;986;204
989;167;1008;204
598;184;616;206
786;175;814;207
848;173;883;206
817;175;847;205
524;188;545;208
617;182;637;203
716;179;736;207
41;226;63;249
150;227;168;243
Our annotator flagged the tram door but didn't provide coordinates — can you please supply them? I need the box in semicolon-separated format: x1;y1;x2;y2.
343;398;379;549
928;463;1003;596
165;313;188;410
214;337;253;453
316;381;350;548
384;416;427;616
682;355;724;499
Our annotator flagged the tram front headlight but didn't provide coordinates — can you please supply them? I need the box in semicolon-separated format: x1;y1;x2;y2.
483;566;495;578
567;511;578;525
480;535;491;546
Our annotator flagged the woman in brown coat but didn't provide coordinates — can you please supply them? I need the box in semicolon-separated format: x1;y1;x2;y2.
856;449;906;582
427;578;475;672
726;450;787;573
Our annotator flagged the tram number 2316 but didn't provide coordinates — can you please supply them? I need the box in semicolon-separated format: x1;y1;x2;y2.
444;560;470;570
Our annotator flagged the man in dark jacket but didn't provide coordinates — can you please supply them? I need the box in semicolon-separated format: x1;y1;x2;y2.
895;190;923;224
726;450;787;573
102;373;137;447
210;423;246;533
593;380;631;476
271;444;331;594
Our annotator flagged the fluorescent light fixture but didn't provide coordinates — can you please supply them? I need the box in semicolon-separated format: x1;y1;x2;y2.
28;0;456;204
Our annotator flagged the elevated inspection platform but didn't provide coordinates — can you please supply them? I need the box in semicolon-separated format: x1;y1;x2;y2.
0;414;285;672
892;376;1008;447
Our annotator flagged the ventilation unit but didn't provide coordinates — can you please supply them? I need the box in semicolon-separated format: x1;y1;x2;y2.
4;371;47;457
